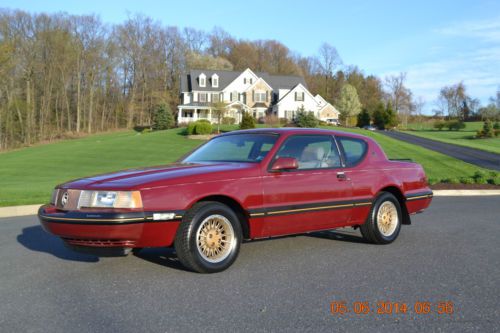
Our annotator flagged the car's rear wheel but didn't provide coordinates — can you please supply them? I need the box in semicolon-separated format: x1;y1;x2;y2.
360;192;402;244
174;201;242;273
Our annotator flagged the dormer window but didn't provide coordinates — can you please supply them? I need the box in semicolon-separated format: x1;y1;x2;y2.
211;74;219;88
199;73;206;87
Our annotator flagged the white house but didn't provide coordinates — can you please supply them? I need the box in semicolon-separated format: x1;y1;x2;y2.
177;68;338;124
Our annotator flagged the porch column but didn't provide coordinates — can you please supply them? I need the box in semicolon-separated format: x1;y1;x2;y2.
208;108;212;123
193;109;198;121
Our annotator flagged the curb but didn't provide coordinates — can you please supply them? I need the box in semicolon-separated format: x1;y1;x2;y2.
432;190;500;196
0;205;41;219
1;189;499;219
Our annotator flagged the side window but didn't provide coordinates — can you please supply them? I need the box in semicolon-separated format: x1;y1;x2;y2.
338;137;368;167
275;135;341;170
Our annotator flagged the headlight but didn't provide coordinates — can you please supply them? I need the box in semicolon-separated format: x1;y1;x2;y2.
78;190;143;209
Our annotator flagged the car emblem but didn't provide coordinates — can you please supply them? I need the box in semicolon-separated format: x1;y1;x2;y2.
61;192;69;207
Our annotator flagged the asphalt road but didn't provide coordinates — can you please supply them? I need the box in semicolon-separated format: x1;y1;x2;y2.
379;131;500;171
1;197;499;332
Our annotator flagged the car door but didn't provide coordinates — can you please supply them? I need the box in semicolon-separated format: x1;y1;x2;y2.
260;134;353;236
335;135;374;225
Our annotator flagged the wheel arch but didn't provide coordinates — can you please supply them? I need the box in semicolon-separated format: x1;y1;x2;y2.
193;195;251;239
377;186;411;225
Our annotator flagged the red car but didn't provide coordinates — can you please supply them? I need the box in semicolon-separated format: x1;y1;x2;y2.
39;128;433;273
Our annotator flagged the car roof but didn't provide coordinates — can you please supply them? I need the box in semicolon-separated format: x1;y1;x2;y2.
218;127;369;140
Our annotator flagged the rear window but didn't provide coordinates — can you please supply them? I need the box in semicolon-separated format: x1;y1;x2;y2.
337;137;368;167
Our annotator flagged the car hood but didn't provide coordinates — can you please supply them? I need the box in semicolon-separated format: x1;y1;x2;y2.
59;162;260;190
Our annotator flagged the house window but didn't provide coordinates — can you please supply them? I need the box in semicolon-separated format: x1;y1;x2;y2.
211;93;219;103
199;93;207;103
199;73;206;87
250;78;253;84
231;91;238;102
212;74;219;88
244;78;247;84
295;91;305;101
254;91;267;102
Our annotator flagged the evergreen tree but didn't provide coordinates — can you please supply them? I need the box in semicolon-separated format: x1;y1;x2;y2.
295;106;319;128
356;108;371;127
152;104;174;130
372;102;387;129
240;112;256;129
385;102;398;128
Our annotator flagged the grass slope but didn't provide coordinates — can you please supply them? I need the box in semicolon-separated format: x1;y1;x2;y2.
0;126;495;207
0;129;202;206
403;121;500;154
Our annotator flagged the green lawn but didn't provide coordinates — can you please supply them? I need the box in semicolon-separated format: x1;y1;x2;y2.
402;122;500;154
0;126;496;207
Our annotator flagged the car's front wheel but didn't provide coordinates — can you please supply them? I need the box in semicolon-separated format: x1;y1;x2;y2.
360;192;402;244
174;201;242;273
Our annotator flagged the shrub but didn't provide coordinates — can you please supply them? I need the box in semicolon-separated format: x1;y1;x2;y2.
459;177;475;184
295;109;319;128
442;178;460;184
279;118;288;125
493;122;500;130
446;120;466;131
152;104;174;130
476;120;494;138
194;121;212;135
433;121;446;131
240;112;256;129
133;125;152;133
187;122;197;135
221;117;236;125
488;177;500;185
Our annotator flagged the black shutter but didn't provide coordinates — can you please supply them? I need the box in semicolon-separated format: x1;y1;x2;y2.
265;91;269;102
294;92;297;101
252;90;255;101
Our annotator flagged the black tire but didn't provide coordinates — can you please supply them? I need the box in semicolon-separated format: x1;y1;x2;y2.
360;192;402;244
174;201;242;273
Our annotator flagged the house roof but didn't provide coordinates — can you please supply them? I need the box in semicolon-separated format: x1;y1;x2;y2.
180;68;307;92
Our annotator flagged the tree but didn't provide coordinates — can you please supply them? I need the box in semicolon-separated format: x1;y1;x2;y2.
384;72;412;127
357;108;371;127
240;111;255;129
336;84;362;126
295;106;319;128
437;82;470;120
317;43;342;98
152;104;174;130
210;101;228;133
372;102;397;129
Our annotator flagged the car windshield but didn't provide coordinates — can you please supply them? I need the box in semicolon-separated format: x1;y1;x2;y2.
183;133;279;163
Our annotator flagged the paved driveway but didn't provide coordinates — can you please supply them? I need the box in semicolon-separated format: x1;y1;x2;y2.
0;197;499;332
380;131;500;171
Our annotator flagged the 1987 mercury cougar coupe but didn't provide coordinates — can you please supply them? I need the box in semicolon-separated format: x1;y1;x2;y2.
39;128;433;273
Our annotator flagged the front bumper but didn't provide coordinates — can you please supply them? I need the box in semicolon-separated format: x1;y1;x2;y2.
38;205;184;249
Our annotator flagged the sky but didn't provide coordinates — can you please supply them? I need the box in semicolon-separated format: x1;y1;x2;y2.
1;0;499;112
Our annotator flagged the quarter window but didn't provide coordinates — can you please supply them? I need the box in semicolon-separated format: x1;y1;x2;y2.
337;137;368;167
275;135;341;170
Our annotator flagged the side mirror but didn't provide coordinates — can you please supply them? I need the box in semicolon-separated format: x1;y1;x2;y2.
271;157;299;171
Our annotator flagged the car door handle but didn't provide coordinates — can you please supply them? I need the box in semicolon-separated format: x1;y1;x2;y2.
337;172;348;181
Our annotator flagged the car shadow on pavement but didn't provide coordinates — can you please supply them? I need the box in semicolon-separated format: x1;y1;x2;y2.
17;225;99;262
133;248;190;272
307;229;369;244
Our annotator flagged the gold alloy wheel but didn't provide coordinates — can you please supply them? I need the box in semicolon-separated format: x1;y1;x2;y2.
195;214;235;263
376;201;399;237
